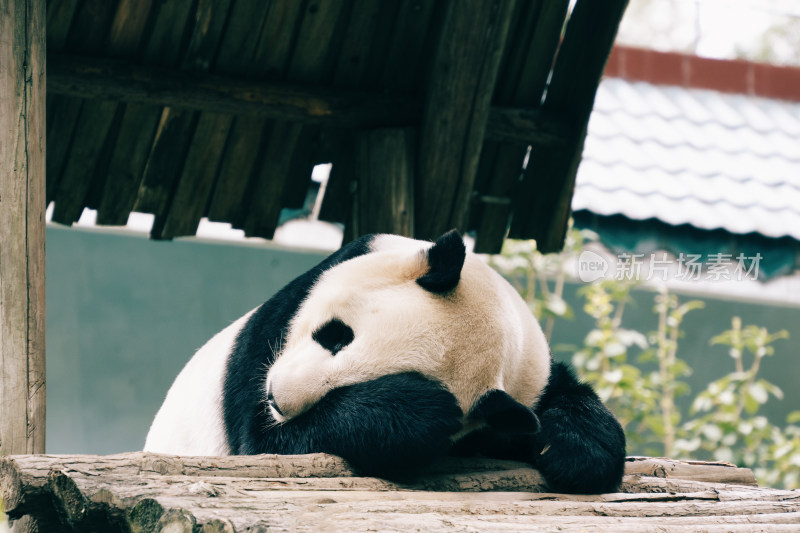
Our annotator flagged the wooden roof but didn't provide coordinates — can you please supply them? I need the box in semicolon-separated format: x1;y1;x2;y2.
4;453;800;531
45;0;627;253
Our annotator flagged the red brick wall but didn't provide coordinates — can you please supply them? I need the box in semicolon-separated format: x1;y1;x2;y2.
605;46;800;102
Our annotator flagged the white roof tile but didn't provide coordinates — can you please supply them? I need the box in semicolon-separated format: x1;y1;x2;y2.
574;78;800;241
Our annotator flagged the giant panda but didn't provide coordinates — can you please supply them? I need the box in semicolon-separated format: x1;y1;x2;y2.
145;230;626;494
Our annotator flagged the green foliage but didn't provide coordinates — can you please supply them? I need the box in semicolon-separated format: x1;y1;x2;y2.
678;317;797;488
489;226;590;340
489;231;798;488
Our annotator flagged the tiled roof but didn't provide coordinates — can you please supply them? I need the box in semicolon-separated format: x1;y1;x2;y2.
572;77;800;241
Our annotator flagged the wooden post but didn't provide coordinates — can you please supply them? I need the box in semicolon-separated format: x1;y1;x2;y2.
0;0;46;455
416;0;516;240
508;0;629;252
355;128;416;237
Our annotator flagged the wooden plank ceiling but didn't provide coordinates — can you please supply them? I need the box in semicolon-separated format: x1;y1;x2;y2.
45;0;627;253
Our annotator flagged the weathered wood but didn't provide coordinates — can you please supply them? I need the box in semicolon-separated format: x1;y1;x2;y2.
354;128;416;237
318;0;414;236
233;0;351;238
472;0;570;253
128;0;205;230
206;115;268;224
205;0;300;228
47;53;569;147
145;0;234;238
45;0;79;50
378;0;436;92
2;454;797;532
41;0;75;175
625;457;757;486
0;0;46;455
50;99;119;223
318;132;357;229
44;97;82;204
131;108;198;216
91;0;175;226
509;0;629;252
47;0;131;223
416;0;517;240
240;122;306;236
333;1;388;87
155;112;233;238
94;104;161;225
45;0;121;221
228;0;345;237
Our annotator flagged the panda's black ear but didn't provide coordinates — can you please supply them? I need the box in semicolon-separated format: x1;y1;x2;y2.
469;390;541;434
417;229;466;294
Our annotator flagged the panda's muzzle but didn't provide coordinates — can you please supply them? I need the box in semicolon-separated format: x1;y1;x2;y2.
266;381;285;419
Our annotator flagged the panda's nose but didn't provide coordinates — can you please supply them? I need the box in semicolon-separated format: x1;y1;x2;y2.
266;381;285;419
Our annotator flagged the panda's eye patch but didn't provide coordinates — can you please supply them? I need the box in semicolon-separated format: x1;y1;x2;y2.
312;318;354;355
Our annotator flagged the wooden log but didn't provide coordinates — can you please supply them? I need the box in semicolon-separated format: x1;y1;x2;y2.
354;128;416;237
0;0;46;456
508;0;628;252
46;53;570;148
625;457;757;486
416;0;517;240
2;454;797;533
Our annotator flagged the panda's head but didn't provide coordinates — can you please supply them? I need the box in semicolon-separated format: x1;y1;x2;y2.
265;230;551;431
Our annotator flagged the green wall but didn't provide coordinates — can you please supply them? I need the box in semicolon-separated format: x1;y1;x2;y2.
549;282;800;428
46;226;327;454
46;227;799;454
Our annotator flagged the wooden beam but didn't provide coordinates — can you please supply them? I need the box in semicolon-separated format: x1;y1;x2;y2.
46;53;570;148
355;128;416;237
415;0;517;240
471;0;571;254
508;0;629;252
0;0;46;455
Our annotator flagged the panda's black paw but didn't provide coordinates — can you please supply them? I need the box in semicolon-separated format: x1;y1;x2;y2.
533;406;626;494
291;372;463;480
532;362;626;494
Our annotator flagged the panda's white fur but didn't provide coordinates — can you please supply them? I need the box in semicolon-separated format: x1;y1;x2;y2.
146;233;548;451
145;231;626;493
144;311;254;455
265;234;550;424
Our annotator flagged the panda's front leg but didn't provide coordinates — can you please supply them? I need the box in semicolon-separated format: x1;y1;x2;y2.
450;361;626;493
531;361;626;494
261;372;464;480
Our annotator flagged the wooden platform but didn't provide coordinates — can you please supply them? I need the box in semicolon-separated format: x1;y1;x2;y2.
2;453;799;532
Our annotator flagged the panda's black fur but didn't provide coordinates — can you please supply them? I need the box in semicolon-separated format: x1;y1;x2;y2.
151;231;626;494
223;234;375;454
452;362;626;494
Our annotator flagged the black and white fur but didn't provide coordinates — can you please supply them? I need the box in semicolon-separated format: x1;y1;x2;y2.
145;230;625;493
